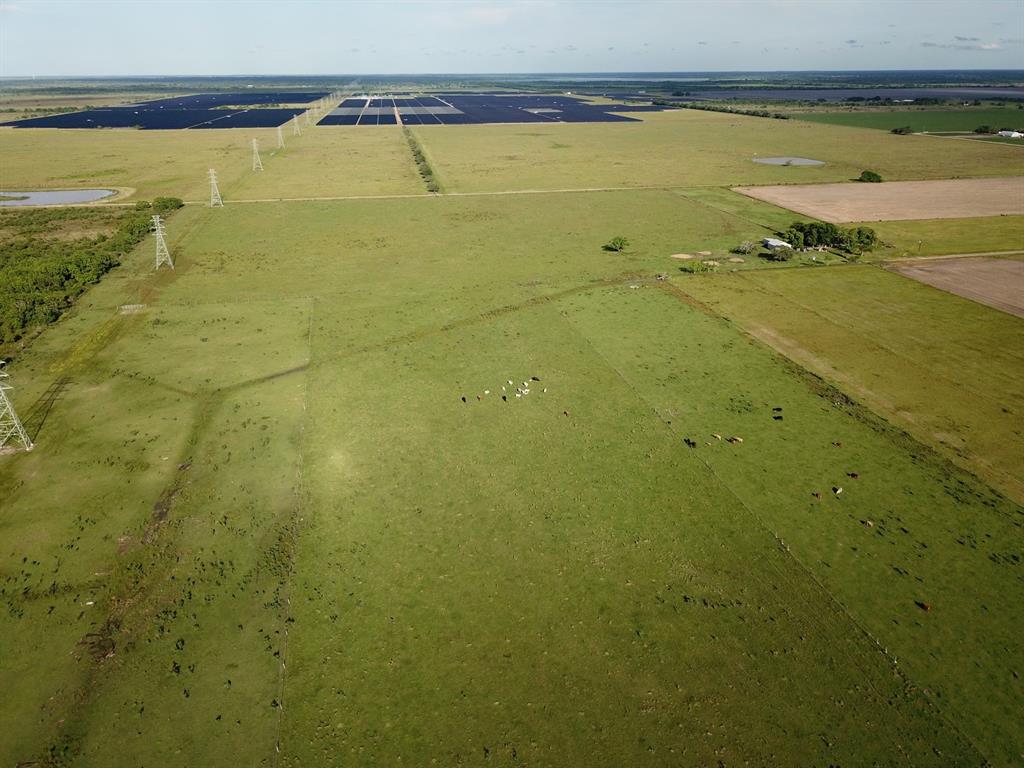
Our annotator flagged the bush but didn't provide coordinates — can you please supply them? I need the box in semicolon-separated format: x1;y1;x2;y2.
153;197;184;213
731;241;757;255
679;260;716;273
974;125;993;134
603;236;629;252
765;247;793;262
858;170;883;183
890;126;913;135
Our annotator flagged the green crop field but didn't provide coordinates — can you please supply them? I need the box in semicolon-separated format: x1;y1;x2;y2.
797;108;1024;133
1;109;1023;767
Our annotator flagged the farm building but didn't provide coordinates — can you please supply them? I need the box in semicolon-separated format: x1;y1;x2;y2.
762;237;793;249
997;130;1023;138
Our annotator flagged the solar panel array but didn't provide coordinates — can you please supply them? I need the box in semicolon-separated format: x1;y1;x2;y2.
318;94;677;126
1;92;329;130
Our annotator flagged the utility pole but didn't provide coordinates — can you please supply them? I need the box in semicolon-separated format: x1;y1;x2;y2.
209;168;223;208
0;363;34;452
153;215;173;270
252;138;264;171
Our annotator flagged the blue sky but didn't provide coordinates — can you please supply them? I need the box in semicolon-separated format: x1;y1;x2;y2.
1;0;1022;77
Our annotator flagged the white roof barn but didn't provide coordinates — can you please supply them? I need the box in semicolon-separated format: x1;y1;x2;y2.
997;130;1023;138
762;237;792;249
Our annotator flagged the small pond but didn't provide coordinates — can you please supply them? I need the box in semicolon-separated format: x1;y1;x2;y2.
752;157;824;166
0;189;117;207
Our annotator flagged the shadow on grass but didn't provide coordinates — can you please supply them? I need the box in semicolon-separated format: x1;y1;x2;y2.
22;376;72;442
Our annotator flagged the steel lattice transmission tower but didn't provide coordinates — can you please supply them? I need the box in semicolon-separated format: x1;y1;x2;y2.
293;115;301;136
277;124;285;149
0;363;33;452
152;215;173;270
208;168;223;208
252;138;264;171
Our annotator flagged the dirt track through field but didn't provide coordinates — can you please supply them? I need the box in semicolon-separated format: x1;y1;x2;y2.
886;255;1024;317
733;177;1024;222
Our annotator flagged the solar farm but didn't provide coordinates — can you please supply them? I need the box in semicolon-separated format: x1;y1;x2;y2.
0;83;1023;768
319;93;677;125
1;90;330;129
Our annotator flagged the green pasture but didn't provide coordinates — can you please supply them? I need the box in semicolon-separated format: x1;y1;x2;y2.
0;190;1021;767
680;264;1024;502
863;215;1024;258
0;124;424;203
797;108;1024;133
411;110;1024;193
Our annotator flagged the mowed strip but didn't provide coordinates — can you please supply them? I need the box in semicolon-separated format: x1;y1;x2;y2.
733;177;1024;223
886;255;1024;318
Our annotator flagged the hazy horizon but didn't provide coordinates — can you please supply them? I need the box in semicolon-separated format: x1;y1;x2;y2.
2;0;1023;78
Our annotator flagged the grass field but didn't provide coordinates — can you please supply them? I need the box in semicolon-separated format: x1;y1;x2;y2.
412;110;1024;193
797;108;1024;133
679;264;1024;501
1;114;1023;766
862;215;1024;257
0;125;425;202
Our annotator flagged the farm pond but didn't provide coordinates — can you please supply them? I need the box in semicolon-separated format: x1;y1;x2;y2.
0;189;117;206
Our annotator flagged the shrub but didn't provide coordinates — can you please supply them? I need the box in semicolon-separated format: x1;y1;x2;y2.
603;236;629;252
890;126;913;135
153;197;184;213
765;247;793;262
858;170;883;183
974;125;993;134
731;241;757;255
680;260;716;273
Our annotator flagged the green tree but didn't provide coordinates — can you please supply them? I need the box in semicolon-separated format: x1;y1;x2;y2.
858;170;883;183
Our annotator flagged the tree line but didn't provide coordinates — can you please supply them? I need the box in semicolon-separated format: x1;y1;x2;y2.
0;197;183;354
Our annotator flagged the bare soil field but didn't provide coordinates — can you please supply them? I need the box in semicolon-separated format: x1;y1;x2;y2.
886;255;1024;317
733;177;1024;222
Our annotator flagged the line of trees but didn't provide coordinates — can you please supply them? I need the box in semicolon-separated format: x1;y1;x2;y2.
654;100;790;120
779;221;878;254
0;197;182;351
402;127;440;193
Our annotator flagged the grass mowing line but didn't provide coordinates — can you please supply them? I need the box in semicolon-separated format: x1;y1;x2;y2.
669;273;1024;509
671;187;793;234
27;318;316;763
642;282;998;761
29;391;222;764
183;181;728;206
881;249;1024;263
559;282;985;762
706;266;1017;404
318;272;645;365
272;298;315;765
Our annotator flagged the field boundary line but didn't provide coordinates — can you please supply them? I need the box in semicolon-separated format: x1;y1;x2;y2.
556;283;986;762
880;249;1024;264
178;183;711;206
664;276;1024;507
710;269;1018;403
271;297;315;766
